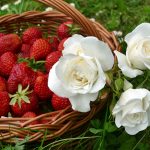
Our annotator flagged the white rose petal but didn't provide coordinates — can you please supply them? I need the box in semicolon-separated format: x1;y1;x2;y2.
63;34;114;71
112;88;150;135
126;37;150;70
48;63;75;98
63;34;84;55
80;37;114;71
55;54;106;94
114;50;143;78
148;107;150;125
125;23;150;45
116;23;150;77
69;92;99;112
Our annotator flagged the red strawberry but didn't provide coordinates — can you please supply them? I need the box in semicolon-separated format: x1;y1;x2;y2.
57;21;73;40
48;36;59;51
0;34;21;56
58;38;68;51
0;91;10;117
22;112;39;125
7;62;36;93
35;71;45;77
51;94;71;111
34;75;53;100
0;52;17;77
18;44;31;58
45;51;62;73
30;39;52;61
0;33;5;38
0;76;6;92
10;85;39;117
22;27;42;45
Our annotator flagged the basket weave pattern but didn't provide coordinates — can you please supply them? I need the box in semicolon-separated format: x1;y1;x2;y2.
0;0;119;142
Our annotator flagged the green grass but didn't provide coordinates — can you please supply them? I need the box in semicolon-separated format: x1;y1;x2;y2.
0;0;150;150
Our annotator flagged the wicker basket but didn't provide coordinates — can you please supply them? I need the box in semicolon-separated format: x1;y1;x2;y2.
0;0;119;143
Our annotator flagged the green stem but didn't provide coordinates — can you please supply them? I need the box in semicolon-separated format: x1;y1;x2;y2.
137;71;150;88
42;136;100;149
131;129;148;150
98;103;109;150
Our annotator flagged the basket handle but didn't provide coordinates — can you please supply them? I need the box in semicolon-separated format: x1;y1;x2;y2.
35;0;101;38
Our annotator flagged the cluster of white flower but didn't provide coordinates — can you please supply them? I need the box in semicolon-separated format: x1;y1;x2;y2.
113;23;150;135
45;7;53;12
90;18;96;22
1;4;9;11
1;0;22;11
95;10;103;16
113;30;123;37
14;0;22;5
70;3;76;8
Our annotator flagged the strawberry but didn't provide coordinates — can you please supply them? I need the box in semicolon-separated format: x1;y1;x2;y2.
34;75;53;100
0;76;6;92
0;33;5;38
48;36;59;51
45;51;62;73
51;94;71;111
0;34;21;56
22;27;42;45
35;71;45;77
7;62;36;94
30;39;52;61
18;44;31;58
0;52;17;77
58;38;68;51
22;112;39;125
10;84;39;117
0;91;10;117
57;21;73;40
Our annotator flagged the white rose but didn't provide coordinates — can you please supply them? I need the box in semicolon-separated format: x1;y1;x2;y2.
115;23;150;78
112;88;150;135
63;34;114;71
48;35;114;112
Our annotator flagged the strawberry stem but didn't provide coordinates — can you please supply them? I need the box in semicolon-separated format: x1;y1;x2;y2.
18;57;46;72
9;84;32;108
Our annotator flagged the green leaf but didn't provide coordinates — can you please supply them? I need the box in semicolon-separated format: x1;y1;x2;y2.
18;98;22;108
90;119;101;129
115;78;124;91
137;143;150;150
104;121;118;133
22;85;30;94
14;136;30;150
106;133;118;146
89;128;103;134
18;84;22;93
109;95;117;113
119;137;136;150
2;145;14;150
9;97;17;105
118;132;136;150
22;96;30;103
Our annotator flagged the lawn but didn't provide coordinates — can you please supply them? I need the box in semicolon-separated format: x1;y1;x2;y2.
0;0;150;150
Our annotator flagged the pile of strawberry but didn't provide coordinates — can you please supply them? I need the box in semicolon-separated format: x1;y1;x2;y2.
0;21;78;123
